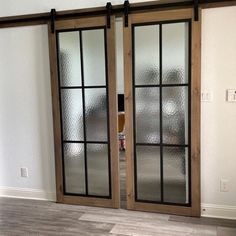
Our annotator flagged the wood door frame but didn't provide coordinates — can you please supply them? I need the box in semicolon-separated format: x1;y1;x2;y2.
124;8;201;217
48;15;120;208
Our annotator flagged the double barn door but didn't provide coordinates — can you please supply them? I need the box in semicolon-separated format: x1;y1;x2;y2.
48;8;200;216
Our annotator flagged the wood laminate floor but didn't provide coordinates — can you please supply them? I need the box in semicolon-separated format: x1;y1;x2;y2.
0;197;236;236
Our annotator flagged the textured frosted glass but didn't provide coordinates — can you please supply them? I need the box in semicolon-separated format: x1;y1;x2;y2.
87;144;109;196
162;23;189;84
163;147;188;204
162;87;188;145
134;25;160;85
85;89;107;141
61;89;84;141
135;88;160;143
136;146;161;201
58;32;81;86
82;30;106;86
64;143;85;194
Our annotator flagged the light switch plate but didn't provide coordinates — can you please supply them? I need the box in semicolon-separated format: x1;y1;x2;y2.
227;89;236;102
201;91;213;102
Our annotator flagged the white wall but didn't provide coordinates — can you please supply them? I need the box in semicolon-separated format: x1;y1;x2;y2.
0;0;144;17
0;25;56;200
0;1;236;218
201;6;236;218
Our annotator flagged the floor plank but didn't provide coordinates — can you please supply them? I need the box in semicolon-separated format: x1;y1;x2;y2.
79;212;168;227
111;224;192;236
217;227;236;236
169;215;236;228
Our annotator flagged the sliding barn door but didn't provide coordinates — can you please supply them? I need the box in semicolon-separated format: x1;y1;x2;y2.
48;15;119;208
124;9;201;216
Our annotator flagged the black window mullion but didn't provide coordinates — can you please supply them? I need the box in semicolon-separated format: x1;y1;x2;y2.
60;85;107;89
159;23;164;203
188;21;192;205
104;28;112;198
63;140;108;144
134;83;188;88
132;25;138;202
79;30;88;196
56;32;67;195
136;143;188;148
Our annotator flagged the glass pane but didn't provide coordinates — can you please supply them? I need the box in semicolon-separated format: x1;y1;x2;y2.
82;29;106;86
64;143;85;194
87;144;109;196
134;25;160;85
162;23;189;84
61;89;84;141
85;88;107;141
163;147;188;204
136;146;161;201
135;88;160;143
58;32;81;86
162;87;188;145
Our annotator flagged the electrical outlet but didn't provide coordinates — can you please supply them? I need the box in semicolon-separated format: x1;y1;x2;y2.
21;167;28;178
220;179;229;192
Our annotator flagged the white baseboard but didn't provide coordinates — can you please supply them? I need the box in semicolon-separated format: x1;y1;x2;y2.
0;186;56;201
201;203;236;220
0;188;235;220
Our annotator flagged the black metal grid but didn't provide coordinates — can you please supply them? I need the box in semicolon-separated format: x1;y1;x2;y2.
132;19;192;206
56;26;112;199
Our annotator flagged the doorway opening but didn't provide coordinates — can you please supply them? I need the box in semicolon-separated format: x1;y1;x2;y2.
116;19;126;209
